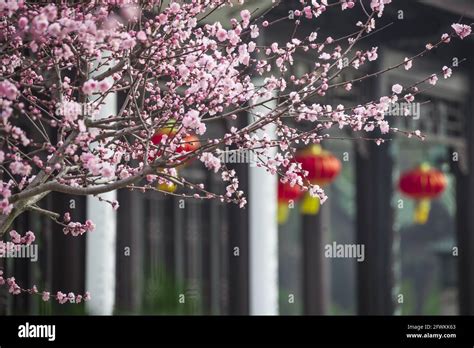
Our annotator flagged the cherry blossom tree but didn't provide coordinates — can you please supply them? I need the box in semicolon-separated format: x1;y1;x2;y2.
0;0;471;304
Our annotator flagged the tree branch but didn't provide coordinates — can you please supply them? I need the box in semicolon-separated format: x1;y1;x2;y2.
9;165;156;204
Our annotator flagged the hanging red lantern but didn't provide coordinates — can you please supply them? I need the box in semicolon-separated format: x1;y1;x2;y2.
181;134;200;153
150;122;178;160
150;123;200;164
398;163;447;224
176;134;201;165
294;144;341;215
151;127;176;147
277;181;303;224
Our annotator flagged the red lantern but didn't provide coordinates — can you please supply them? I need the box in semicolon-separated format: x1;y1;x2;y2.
295;144;341;186
398;163;447;224
277;181;302;224
294;144;341;214
150;123;200;164
181;134;200;153
151;129;176;147
150;123;179;160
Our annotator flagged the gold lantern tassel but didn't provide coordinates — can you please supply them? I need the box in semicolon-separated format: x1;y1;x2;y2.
157;180;177;193
300;192;320;215
278;202;290;224
414;199;430;224
156;169;178;193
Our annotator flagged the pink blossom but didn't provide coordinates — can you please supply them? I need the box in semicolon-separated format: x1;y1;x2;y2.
169;2;180;13
81;153;101;176
370;0;392;17
452;23;472;39
183;109;206;135
32;14;49;33
0;80;18;100
42;291;50;302
441;33;450;43
85;220;96;232
57;100;81;123
250;25;259;39
18;17;28;29
404;94;415;102
158;13;168;25
0;199;13;215
82;79;98;95
379;120;390;134
121;4;140;22
119;169;131;179
9;161;31;176
240;9;251;22
64;212;71;223
47;22;61;37
136;30;147;42
308;184;327;204
429;74;438;85
84;292;91;301
391;84;403;94
216;28;227;42
7;277;21;295
24;231;35;245
341;1;355;10
68;292;76;303
98;79;112;93
56;291;68;304
119;33;136;50
63;220;94;236
111;200;120;210
319;53;331;60
442;66;452;79
367;47;378;61
200;153;221;173
404;57;412;70
248;41;256;52
227;30;240;45
9;230;21;244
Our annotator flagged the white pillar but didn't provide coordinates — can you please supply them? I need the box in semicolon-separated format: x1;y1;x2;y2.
86;190;117;314
85;65;117;315
249;95;279;315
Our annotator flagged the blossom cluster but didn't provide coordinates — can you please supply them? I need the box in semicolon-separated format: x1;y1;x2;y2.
0;270;90;304
0;0;471;303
